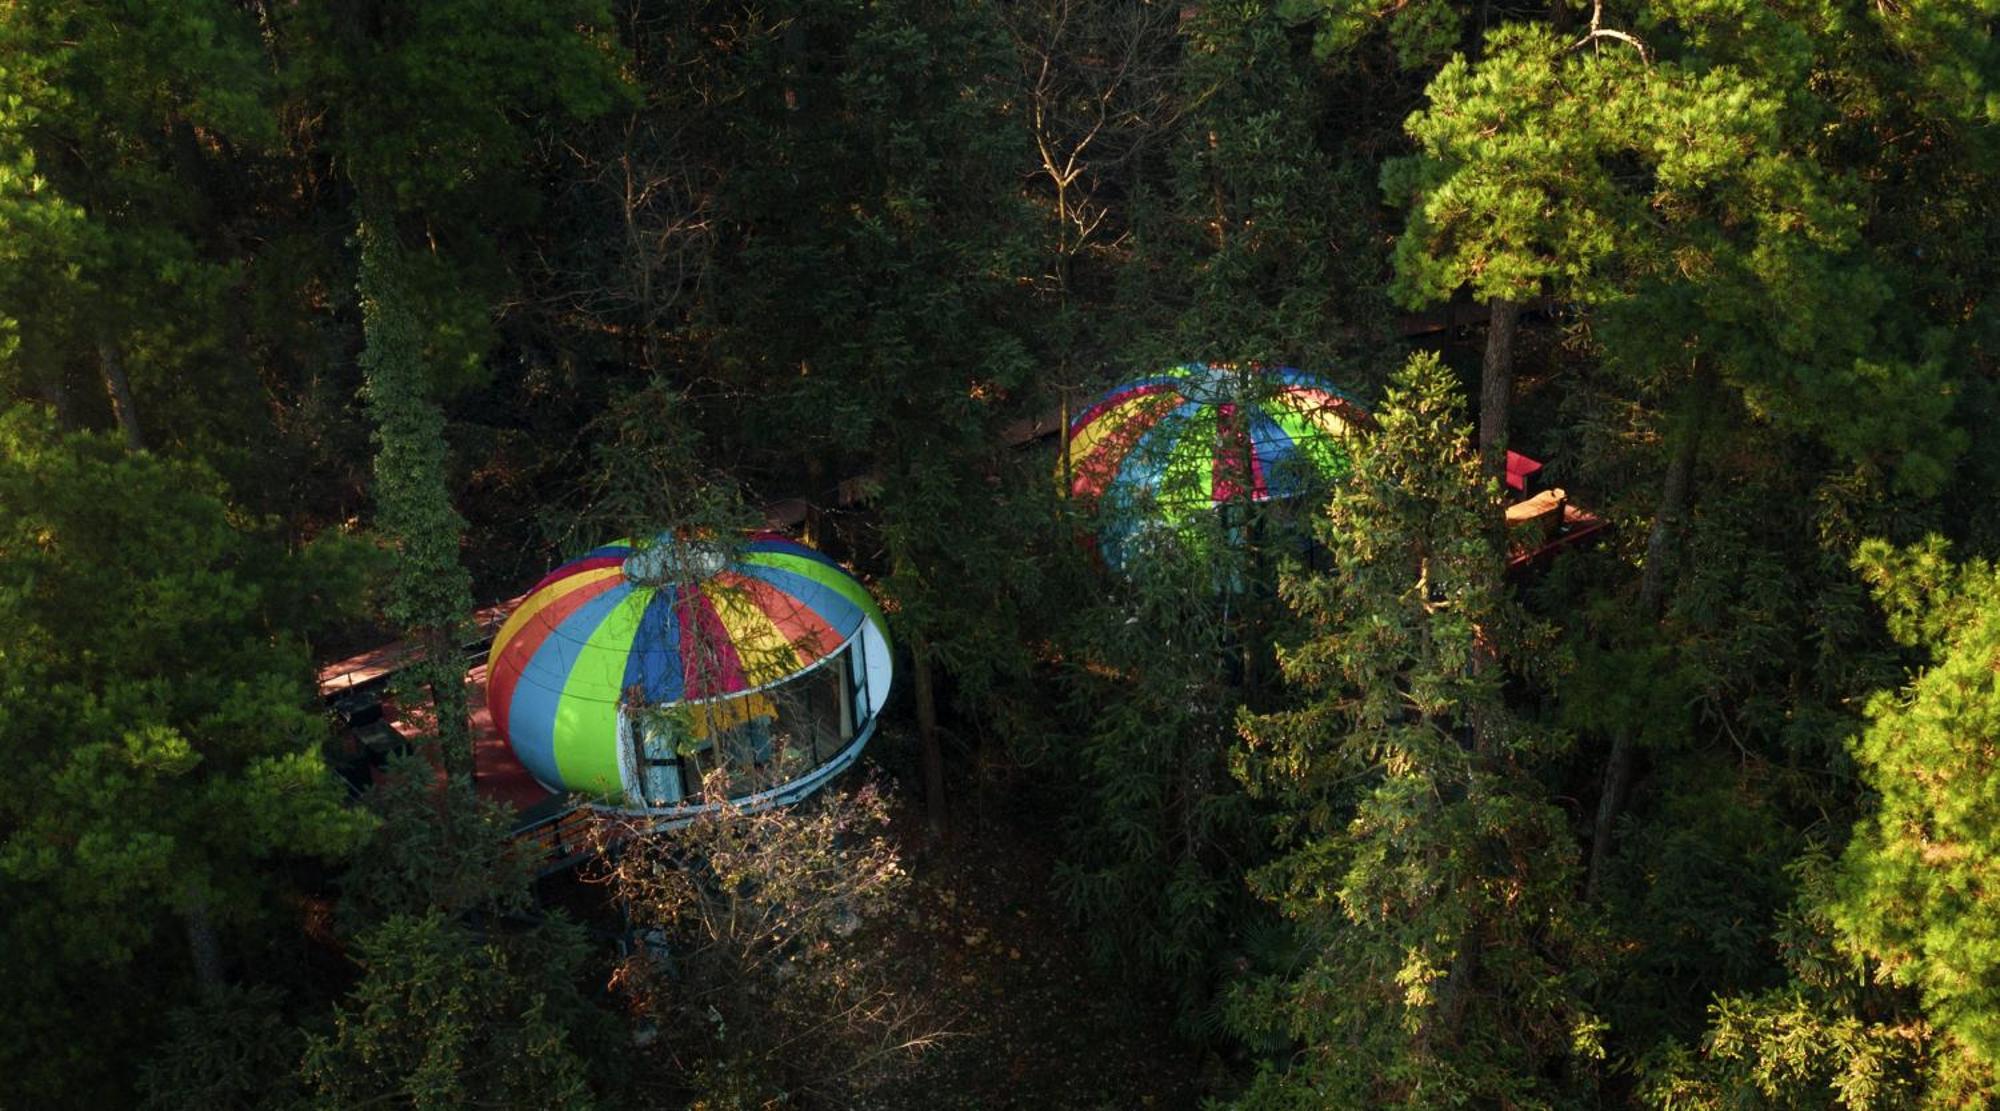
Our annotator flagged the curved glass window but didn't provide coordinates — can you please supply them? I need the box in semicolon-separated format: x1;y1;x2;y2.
620;639;864;811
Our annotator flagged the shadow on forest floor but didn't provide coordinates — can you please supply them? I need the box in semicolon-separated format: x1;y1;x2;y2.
854;752;1208;1109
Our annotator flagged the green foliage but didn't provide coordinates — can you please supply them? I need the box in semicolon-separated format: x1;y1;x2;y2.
1281;0;1473;70
1633;535;2000;1107
1054;514;1262;1023
1387;14;1967;490
285;0;625;215
299;910;603;1109
138;985;303;1111
1582;754;1804;1065
0;407;370;1101
1835;539;2000;1067
287;0;627;396
336;755;539;930
1232;352;1598;1105
300;756;617;1108
1386;22;1698;308
715;0;1037;456
1641;850;1998;1109
0;21;86;397
567;376;754;549
708;0;1052;757
356;223;476;770
3;1;2000;1105
1122;1;1391;372
0;0;290;471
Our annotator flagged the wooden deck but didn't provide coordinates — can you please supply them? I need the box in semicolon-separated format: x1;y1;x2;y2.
1502;451;1609;571
316;594;525;698
1505;487;1608;571
319;595;557;825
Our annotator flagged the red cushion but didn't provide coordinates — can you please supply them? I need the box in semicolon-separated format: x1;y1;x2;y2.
1505;450;1543;492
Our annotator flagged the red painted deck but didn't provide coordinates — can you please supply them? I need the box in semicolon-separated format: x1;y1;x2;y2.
319;595;554;818
1496;451;1609;570
465;661;555;811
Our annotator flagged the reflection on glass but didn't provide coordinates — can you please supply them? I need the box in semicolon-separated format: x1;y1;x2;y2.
624;643;863;811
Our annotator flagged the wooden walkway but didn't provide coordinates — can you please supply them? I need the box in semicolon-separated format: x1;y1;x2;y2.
319;597;562;851
316;594;524;698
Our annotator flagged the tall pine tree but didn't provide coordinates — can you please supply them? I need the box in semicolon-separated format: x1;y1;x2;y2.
1232;352;1599;1105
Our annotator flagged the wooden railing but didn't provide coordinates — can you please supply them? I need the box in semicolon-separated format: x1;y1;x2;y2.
511;800;600;875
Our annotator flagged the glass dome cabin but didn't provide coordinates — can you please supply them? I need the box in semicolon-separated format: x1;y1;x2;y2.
484;532;893;820
1065;363;1370;570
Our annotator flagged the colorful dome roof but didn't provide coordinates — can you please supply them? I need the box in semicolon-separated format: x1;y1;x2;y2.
1066;364;1369;564
485;532;890;798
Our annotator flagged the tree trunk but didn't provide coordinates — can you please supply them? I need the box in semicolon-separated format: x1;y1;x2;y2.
1635;407;1702;619
428;633;474;779
1586;387;1706;900
1586;734;1636;902
41;368;69;430
1058;383;1073;498
804;456;826;548
1478;297;1519;484
911;630;948;838
182;897;226;996
1470;298;1519;754
1426;926;1480;1053
98;339;145;451
1237;506;1272;709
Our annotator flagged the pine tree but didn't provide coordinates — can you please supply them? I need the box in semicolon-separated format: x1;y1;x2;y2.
0;409;372;1102
1641;847;1997;1109
1835;538;2000;1068
299;911;604;1109
1383;7;1980;901
1638;534;2000;1106
355;222;478;775
1232;352;1599;1105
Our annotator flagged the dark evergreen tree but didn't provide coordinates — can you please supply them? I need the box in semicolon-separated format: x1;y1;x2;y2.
354;225;478;774
299;910;604;1108
1233;353;1600;1105
707;0;1043;834
1055;513;1263;1024
1120;1;1392;376
0;411;372;1102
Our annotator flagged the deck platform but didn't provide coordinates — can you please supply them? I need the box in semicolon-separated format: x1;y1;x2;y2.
317;596;556;820
1502;453;1610;571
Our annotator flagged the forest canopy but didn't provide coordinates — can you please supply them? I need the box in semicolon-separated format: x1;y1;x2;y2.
2;0;1999;1107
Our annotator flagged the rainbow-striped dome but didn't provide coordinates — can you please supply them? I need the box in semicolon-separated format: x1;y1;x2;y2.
1067;364;1369;565
485;532;891;800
